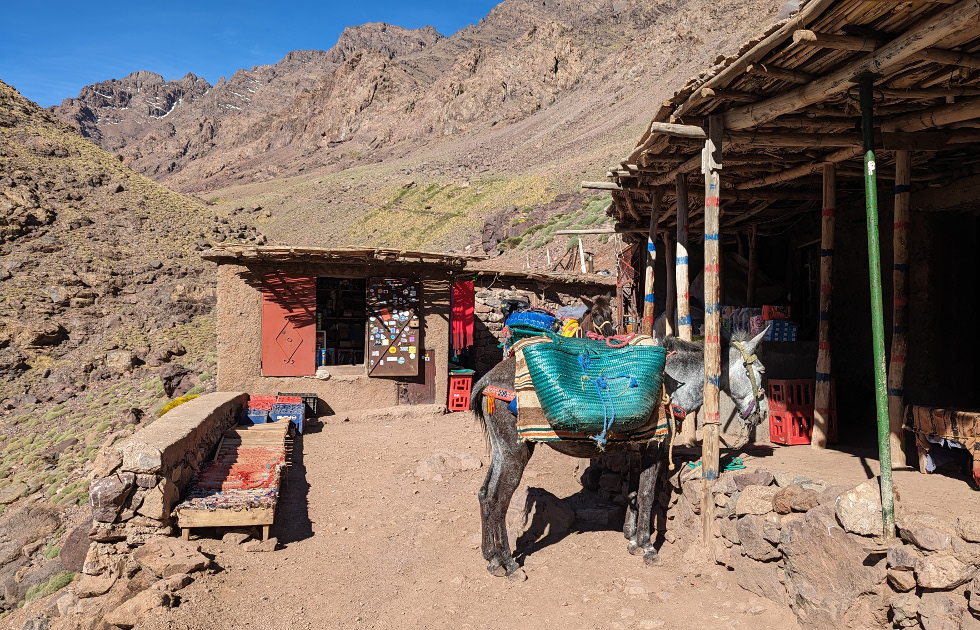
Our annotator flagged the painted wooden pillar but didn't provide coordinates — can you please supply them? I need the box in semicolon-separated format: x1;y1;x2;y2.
641;190;661;336
675;175;692;341
888;151;911;467
812;163;836;449
747;225;758;306
664;233;676;337
701;115;723;549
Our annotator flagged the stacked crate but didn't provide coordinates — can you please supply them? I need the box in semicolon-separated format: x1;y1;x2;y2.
767;379;837;445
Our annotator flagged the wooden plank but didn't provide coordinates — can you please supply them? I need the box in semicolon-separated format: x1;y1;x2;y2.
812;163;836;450
701;115;723;553
726;131;862;147
641;191;662;336
888;150;911;467
700;88;759;103
747;225;758;306
736;147;862;188
647;122;707;138
581;181;623;191
880;96;980;132
724;0;980;130
177;507;275;528
915;47;980;69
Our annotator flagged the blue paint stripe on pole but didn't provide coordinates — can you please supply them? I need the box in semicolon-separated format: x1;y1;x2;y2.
888;388;904;397
894;325;907;334
707;375;721;387
704;471;718;481
815;372;832;382
676;256;689;264
705;303;720;314
820;248;834;257
894;263;909;272
648;243;657;252
645;294;656;303
678;315;692;325
894;184;910;194
704;233;719;241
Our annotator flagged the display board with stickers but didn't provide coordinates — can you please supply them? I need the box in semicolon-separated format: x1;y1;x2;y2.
366;278;421;377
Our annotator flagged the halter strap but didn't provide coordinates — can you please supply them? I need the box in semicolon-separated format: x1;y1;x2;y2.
732;340;763;420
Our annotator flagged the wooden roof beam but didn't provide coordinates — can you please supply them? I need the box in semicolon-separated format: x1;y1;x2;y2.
914;47;980;69
700;88;759;103
724;0;980;130
736;147;863;189
745;63;815;84
881;96;980;131
792;30;883;52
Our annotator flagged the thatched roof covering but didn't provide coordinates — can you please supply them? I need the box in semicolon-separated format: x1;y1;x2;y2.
601;0;980;236
201;245;485;268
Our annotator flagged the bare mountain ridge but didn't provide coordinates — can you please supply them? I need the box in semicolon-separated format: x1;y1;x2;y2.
51;0;785;194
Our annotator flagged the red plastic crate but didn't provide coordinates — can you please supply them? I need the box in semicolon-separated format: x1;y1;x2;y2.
275;395;303;405
448;375;472;412
767;379;836;413
247;395;276;411
769;409;838;445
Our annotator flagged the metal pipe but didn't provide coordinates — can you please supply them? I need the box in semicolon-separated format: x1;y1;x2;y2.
860;76;896;538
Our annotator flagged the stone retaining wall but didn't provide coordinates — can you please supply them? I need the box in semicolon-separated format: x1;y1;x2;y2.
589;458;980;629
83;392;245;576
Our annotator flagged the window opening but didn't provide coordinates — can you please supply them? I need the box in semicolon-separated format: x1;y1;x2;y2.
316;277;366;366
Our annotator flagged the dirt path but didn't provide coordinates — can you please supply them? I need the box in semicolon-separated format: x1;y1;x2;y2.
140;408;800;630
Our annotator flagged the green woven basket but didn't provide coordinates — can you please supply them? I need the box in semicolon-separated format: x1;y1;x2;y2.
522;337;667;436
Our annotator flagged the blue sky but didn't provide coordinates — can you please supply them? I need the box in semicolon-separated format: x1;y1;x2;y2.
1;1;500;107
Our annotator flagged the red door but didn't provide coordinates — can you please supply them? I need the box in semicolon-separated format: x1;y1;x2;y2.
261;273;316;376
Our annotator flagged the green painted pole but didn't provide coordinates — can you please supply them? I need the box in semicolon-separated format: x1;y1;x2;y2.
859;76;896;538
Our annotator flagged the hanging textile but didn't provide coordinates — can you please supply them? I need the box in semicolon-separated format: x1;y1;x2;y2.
451;280;475;354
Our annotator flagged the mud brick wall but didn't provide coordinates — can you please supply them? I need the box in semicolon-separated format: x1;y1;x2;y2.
471;275;615;376
83;392;245;576
594;458;980;629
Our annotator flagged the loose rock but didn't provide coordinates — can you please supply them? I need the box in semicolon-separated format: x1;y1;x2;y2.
835;481;883;537
104;588;172;628
734;485;777;516
736;515;781;561
132;538;210;578
243;537;278;553
899;512;955;551
733;469;774;491
914;554;976;589
886;568;917;593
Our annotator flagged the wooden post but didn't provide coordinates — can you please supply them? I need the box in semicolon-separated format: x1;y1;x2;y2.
641;190;662;336
701;115;723;550
747;225;758;306
675;175;692;341
812;163;836;449
578;238;588;274
888;151;911;467
664;233;676;337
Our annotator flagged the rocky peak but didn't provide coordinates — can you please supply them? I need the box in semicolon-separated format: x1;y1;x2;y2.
329;22;444;62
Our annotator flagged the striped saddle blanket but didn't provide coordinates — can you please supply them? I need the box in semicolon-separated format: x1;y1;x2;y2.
513;335;670;444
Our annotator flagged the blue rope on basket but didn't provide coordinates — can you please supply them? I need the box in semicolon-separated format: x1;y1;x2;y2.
576;352;639;448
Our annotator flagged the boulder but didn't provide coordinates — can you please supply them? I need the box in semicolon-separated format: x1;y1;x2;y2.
135;478;178;521
506;486;575;548
105;350;136;374
835;481;883;537
414;450;483;481
914;554;976;589
0;482;27;505
76;573;116;598
772;485;801;514
732;552;787;605
132;538;210;578
789;489;820;513
952;537;980;567
887;568;917;592
736;515;780;561
890;593;920;629
899;512;955;551
91;448;123;478
243;538;278;553
734;485;777;516
887;544;923;571
733;469;774;491
958;516;980;543
60;519;94;572
762;514;782;544
222;532;250;545
104;588;172;628
159;363;190;397
780;508;887;627
151;573;193;592
90;472;135;523
712;474;737;496
918;591;969;630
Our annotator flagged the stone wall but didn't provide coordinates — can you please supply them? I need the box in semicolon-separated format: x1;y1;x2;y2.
470;275;615;375
83;392;244;576
588;458;980;629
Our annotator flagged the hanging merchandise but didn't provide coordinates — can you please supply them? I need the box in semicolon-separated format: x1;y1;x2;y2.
451;279;475;355
366;278;421;377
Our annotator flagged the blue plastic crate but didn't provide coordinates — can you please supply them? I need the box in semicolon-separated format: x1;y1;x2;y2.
765;321;798;342
270;403;305;433
242;409;269;425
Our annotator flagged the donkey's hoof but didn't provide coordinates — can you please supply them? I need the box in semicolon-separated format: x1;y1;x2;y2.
643;551;662;567
488;559;507;577
506;567;528;582
627;541;644;556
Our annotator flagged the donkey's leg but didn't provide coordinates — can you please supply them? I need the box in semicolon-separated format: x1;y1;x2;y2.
623;446;641;540
478;398;532;578
628;445;664;566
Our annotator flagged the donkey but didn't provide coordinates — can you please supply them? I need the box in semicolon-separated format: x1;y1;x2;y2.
470;322;769;579
578;294;616;337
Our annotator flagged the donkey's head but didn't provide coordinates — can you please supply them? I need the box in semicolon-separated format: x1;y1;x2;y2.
588;293;616;336
725;326;770;427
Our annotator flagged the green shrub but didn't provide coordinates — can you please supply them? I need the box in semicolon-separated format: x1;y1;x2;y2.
22;571;74;604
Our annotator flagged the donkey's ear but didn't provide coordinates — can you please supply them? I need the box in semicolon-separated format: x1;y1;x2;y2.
742;323;771;354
